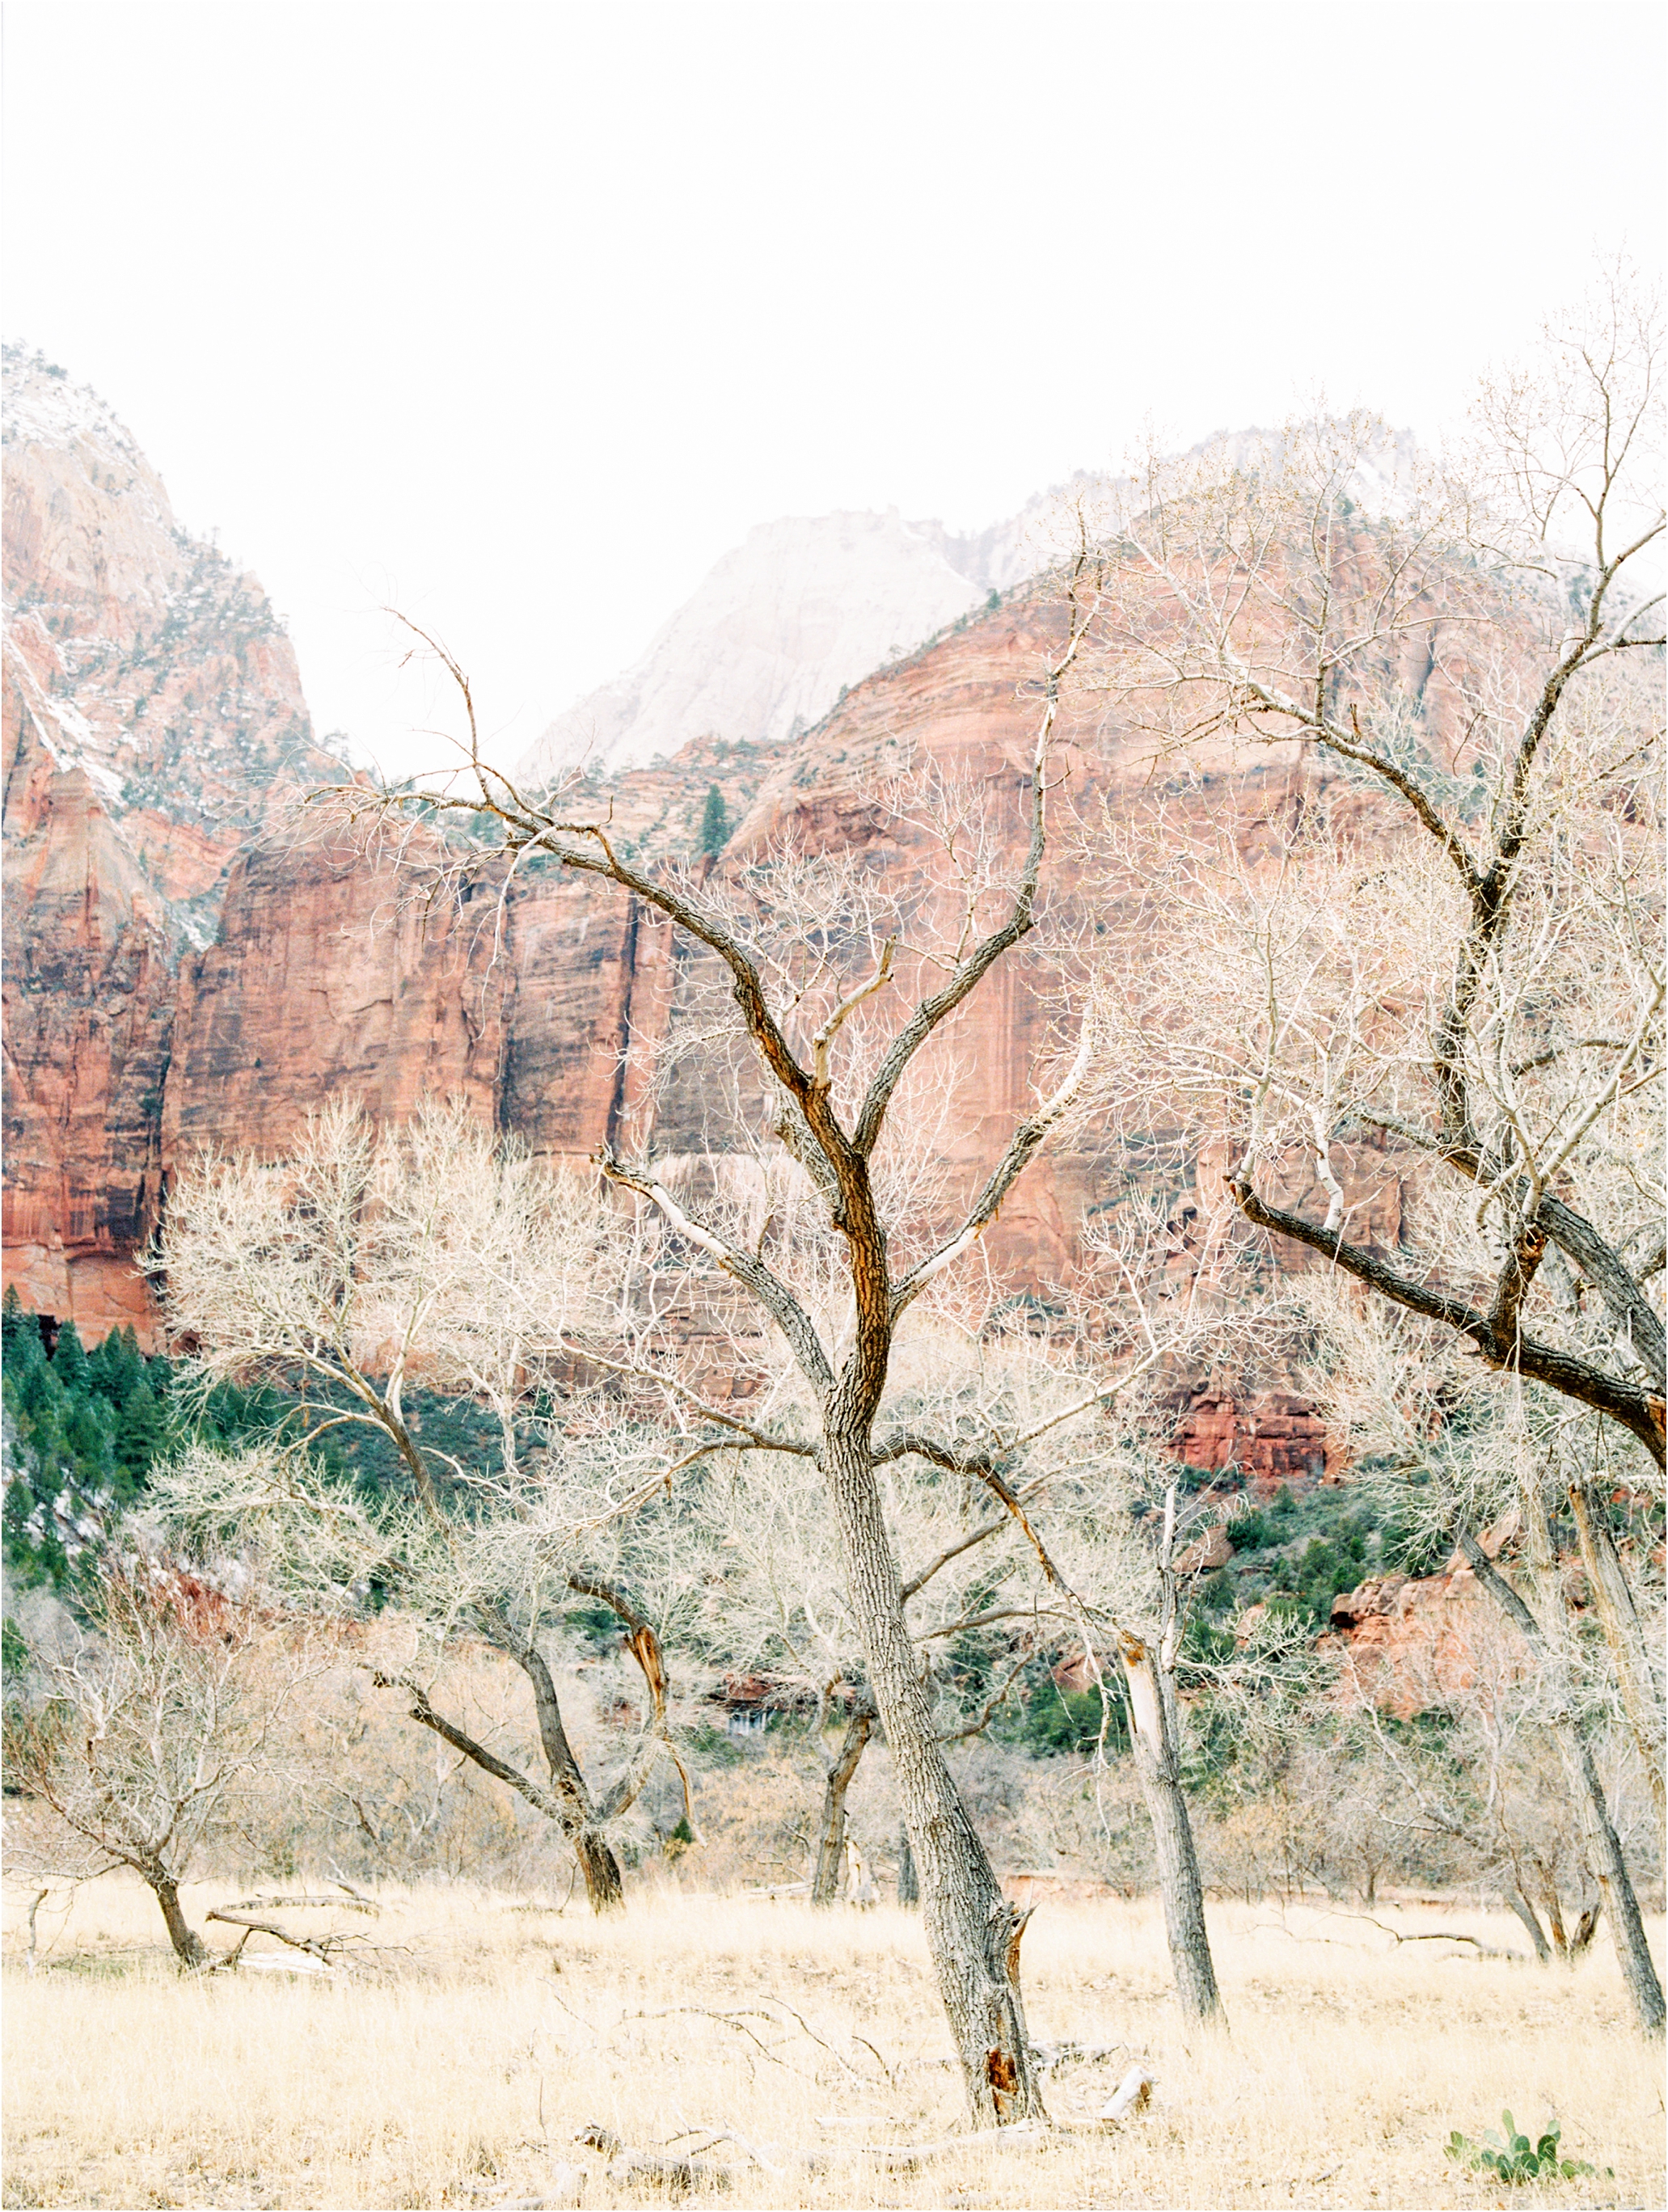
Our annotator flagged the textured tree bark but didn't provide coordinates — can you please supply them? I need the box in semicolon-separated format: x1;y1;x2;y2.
1566;1480;1666;1842
823;1429;1047;2124
1119;1636;1223;2029
812;1696;876;1906
150;1872;211;1969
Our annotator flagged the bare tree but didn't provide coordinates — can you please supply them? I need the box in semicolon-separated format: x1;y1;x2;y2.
1113;1481;1224;2026
298;552;1125;2125
151;1099;696;1914
2;1556;302;1968
1334;1569;1612;1957
1087;270;1664;1468
689;1317;1118;1907
1300;1282;1664;2034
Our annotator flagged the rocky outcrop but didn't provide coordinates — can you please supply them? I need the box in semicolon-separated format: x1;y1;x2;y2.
2;694;174;1332
1326;1568;1505;1718
1172;1391;1337;1487
2;357;1417;1420
2;344;333;940
2;346;336;1336
517;500;1056;782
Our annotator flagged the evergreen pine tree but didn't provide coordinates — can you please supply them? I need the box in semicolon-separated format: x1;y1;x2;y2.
698;783;730;858
115;1379;166;1488
51;1319;90;1393
4;1307;44;1382
89;1325;143;1408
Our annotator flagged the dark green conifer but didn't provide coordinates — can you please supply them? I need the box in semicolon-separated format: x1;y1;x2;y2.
51;1320;90;1392
116;1379;166;1485
698;783;730;858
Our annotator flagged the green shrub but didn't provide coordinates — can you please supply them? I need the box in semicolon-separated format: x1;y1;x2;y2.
1444;2112;1602;2184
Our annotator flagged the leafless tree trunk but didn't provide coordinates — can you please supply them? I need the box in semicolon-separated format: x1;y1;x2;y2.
823;1428;1045;2118
1117;1487;1223;2029
1458;1531;1664;2035
151;1872;212;1969
812;1693;876;1906
1565;1479;1666;1843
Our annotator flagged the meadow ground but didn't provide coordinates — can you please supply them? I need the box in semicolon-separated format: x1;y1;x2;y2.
2;1880;1662;2211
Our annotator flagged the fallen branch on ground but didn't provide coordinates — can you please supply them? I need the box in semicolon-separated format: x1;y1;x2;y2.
575;2117;1055;2185
215;1893;380;1915
1034;2039;1129;2076
1100;2065;1155;2123
205;1910;340;1966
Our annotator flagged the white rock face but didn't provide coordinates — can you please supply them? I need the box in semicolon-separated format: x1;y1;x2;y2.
517;506;1041;781
516;421;1424;783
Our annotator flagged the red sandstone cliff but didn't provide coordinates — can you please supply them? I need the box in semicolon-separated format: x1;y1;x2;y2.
2;345;337;1332
3;356;1413;1436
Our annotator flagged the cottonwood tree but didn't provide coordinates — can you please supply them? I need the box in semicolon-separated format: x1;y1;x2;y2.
690;1315;1134;1907
1337;1572;1617;1963
1087;271;1663;1474
2;1556;302;1968
151;1099;703;1914
305;561;1123;2125
1300;1283;1664;2033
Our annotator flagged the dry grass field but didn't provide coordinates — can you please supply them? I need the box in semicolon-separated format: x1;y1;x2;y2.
2;1881;1662;2211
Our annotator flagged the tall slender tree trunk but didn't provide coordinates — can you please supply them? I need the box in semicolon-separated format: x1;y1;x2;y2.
1120;1635;1224;2029
812;1695;875;1906
150;1871;210;1969
1459;1530;1664;2036
1567;1480;1666;1843
1555;1716;1662;2028
514;1641;625;1912
822;1429;1047;2125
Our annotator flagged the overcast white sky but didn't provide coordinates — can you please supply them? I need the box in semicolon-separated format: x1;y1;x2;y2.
4;1;1663;777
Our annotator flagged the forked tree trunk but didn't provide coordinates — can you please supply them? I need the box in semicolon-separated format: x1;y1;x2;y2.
823;1429;1047;2125
812;1696;876;1906
1503;1884;1554;1963
150;1871;210;1969
1120;1635;1223;2030
516;1642;626;1913
385;1425;632;1914
392;1640;627;1914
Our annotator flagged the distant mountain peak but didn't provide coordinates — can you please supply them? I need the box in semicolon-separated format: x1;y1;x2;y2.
515;420;1425;787
2;340;150;471
516;496;1054;785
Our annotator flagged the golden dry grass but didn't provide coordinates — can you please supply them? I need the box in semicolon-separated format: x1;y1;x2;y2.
2;1878;1662;2210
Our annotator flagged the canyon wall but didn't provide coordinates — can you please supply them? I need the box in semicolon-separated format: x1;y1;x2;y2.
2;346;340;1332
4;353;1410;1443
